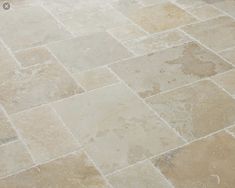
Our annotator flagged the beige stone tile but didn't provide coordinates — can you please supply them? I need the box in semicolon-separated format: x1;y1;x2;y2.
228;125;235;135
146;80;235;141
48;32;132;73
211;0;235;17
182;16;235;52
212;70;235;96
53;84;184;174
74;67;119;91
124;2;196;33
0;7;71;51
111;0;144;15
219;47;235;65
108;24;146;42
0;108;17;146
0;152;109;188
188;5;223;20
0;63;83;114
123;30;191;55
152;132;235;188
11;105;79;163
0;141;33;177
15;47;55;67
172;0;207;8
107;161;172;188
111;42;231;98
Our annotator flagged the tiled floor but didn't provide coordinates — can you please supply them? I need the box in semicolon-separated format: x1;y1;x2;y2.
0;0;235;187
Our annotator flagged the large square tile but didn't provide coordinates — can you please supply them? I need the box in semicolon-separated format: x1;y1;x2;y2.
146;80;235;141
53;84;184;174
111;42;231;98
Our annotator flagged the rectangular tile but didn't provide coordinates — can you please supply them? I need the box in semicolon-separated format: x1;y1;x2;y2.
146;80;235;141
53;84;184;174
110;42;231;98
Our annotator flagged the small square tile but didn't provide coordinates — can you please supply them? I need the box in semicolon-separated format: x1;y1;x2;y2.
11;105;79;163
219;47;235;65
107;161;172;188
146;80;235;141
0;152;109;188
0;63;83;114
111;42;231;98
0;141;33;177
182;16;235;52
48;32;132;73
152;132;235;188
53;84;184;174
74;67;119;91
0;7;71;51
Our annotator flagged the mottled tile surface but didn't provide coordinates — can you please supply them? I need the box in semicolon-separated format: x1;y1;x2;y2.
0;152;109;188
152;132;235;188
53;84;183;174
172;0;207;8
111;42;231;98
146;80;235;141
219;47;235;65
211;0;235;17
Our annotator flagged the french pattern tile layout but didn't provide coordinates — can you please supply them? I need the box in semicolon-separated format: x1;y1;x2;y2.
0;0;235;187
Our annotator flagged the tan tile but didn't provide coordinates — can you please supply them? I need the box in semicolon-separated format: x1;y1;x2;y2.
53;84;184;174
124;2;196;33
219;47;235;65
15;47;55;67
146;80;235;141
11;106;79;163
74;67;119;91
48;32;132;73
0;141;33;177
0;7;71;51
152;132;235;188
111;42;231;98
107;161;172;188
0;152;109;188
0;63;83;114
228;125;235;135
0;108;17;146
182;16;235;52
212;70;235;96
123;30;191;55
211;0;235;17
172;0;207;8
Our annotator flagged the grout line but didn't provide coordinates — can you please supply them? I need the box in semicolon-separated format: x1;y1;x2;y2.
0;140;18;149
225;129;235;138
218;45;235;53
210;4;235;20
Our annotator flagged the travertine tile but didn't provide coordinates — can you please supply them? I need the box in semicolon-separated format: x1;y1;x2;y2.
0;108;17;146
107;161;172;188
48;32;132;73
0;152;109;188
74;67;119;91
188;5;223;20
123;30;191;55
0;63;83;114
219;47;235;65
15;47;55;67
111;0;144;15
53;84;184;174
0;7;71;51
123;2;196;33
111;42;231;98
171;0;207;8
11;106;79;163
0;141;33;177
212;70;235;96
182;16;235;52
146;80;235;141
211;0;235;17
152;132;235;188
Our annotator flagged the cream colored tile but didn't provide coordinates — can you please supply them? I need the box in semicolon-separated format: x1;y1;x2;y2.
15;47;55;67
108;161;172;188
212;69;235;96
0;141;33;177
48;32;132;73
152;132;235;188
111;42;231;98
53;84;184;174
172;0;207;9
112;0;144;15
0;7;71;51
0;63;83;114
211;0;235;17
219;47;235;65
123;30;191;55
0;152;109;188
146;80;235;141
182;16;235;52
74;67;119;91
11;106;79;163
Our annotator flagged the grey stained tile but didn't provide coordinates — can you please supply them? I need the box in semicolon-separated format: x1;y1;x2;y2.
52;83;184;174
